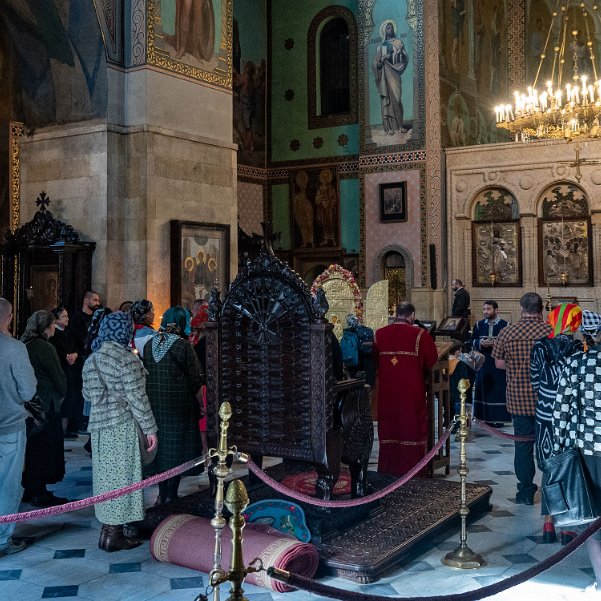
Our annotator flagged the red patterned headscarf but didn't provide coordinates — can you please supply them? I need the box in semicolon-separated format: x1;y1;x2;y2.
189;303;209;345
547;303;582;339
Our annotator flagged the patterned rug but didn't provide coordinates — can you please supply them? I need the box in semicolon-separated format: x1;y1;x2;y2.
280;468;352;496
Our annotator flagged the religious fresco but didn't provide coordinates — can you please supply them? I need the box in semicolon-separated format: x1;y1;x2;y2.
289;166;340;251
0;0;107;128
147;0;232;88
526;0;552;84
447;92;470;147
232;0;266;167
362;0;423;151
438;0;509;148
440;0;507;95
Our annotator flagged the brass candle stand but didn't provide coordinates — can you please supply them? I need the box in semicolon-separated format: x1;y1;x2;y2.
204;402;249;601
441;378;486;570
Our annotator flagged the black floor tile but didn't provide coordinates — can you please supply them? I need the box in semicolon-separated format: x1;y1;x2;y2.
109;562;142;573
54;549;86;559
0;569;21;581
171;576;205;590
42;585;79;598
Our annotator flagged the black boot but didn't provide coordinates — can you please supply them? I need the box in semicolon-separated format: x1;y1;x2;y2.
98;524;108;550
98;524;142;552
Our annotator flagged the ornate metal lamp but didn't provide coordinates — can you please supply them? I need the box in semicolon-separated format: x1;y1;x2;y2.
496;1;601;140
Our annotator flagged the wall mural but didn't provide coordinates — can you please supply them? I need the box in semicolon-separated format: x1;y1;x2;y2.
147;0;232;88
0;0;107;128
447;92;470;147
526;0;552;84
361;0;423;151
232;0;266;167
438;0;509;148
289;166;340;251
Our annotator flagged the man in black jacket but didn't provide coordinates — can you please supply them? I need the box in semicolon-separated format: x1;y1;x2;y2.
451;279;470;318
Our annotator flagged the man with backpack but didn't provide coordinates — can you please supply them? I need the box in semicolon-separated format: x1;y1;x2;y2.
340;314;375;383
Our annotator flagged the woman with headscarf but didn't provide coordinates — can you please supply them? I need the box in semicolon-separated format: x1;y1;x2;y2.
50;306;80;438
531;303;583;544
552;310;601;593
20;310;68;507
130;299;155;357
143;306;203;504
82;311;157;552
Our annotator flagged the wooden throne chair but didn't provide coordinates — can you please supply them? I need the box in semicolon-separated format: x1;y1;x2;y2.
204;240;373;500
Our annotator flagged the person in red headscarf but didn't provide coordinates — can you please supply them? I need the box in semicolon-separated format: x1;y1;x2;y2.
189;301;209;455
531;303;583;544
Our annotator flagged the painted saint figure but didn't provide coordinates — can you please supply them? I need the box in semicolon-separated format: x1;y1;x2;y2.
293;170;314;248
315;169;337;247
373;21;409;136
175;0;215;61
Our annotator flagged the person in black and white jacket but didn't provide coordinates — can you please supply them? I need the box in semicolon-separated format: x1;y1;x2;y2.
552;310;601;594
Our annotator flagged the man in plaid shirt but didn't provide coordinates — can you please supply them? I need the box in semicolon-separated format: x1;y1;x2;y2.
492;293;551;504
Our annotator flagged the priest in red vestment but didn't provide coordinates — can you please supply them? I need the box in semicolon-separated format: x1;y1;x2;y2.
374;302;439;476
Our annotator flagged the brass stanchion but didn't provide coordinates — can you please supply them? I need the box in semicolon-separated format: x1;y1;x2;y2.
203;402;249;601
442;378;486;569
205;479;262;601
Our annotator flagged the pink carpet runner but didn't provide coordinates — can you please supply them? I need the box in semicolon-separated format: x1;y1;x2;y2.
150;514;319;592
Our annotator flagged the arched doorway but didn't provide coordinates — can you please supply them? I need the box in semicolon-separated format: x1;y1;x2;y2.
383;251;406;312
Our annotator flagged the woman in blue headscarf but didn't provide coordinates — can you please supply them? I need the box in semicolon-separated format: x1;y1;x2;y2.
82;311;158;552
143;306;203;504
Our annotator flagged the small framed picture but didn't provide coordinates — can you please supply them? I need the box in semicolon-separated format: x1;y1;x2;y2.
436;317;468;335
170;221;230;310
379;182;407;222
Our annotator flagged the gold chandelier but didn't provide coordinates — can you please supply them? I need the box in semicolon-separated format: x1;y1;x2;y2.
496;1;601;140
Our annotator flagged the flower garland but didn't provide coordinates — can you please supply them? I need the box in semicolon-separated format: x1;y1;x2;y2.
311;264;364;321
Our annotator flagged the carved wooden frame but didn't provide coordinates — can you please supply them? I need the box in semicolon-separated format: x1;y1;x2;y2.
537;217;592;287
471;220;522;287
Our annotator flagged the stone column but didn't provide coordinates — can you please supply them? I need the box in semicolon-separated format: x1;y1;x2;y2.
520;215;538;288
424;0;446;316
591;213;601;286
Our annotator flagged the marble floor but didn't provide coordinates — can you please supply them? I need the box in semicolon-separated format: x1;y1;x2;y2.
0;423;597;601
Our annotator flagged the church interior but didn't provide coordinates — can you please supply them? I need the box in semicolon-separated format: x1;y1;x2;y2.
2;0;601;599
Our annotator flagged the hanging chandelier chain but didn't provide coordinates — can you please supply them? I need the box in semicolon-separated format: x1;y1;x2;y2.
584;4;599;81
496;0;601;141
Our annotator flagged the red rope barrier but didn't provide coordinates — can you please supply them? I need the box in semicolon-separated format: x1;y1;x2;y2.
247;429;452;508
472;418;535;441
0;458;202;524
267;515;601;601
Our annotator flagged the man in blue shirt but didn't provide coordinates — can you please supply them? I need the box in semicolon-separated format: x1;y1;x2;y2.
0;298;37;556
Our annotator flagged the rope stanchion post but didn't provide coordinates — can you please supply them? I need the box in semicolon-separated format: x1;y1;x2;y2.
209;479;262;601
442;378;486;570
205;402;248;601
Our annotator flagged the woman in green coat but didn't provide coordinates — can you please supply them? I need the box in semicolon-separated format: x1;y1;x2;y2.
143;306;203;504
21;310;67;507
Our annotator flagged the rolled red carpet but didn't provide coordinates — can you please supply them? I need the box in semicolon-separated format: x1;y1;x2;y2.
150;514;319;592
